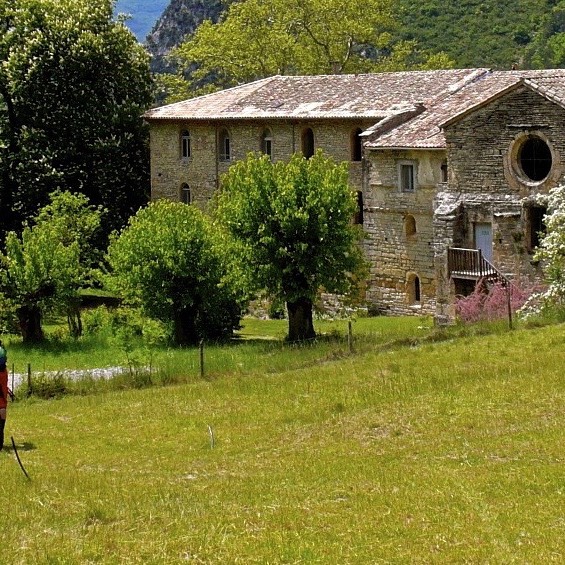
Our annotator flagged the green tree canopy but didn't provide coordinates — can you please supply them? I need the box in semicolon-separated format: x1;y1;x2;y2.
106;200;245;345
214;151;367;341
0;0;152;245
0;191;102;342
166;0;453;100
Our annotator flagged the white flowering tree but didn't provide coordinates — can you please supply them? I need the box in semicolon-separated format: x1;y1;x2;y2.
530;184;565;314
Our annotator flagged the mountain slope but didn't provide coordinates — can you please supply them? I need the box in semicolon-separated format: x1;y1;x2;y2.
115;0;170;41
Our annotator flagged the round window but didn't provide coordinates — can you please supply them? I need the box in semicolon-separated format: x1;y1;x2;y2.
517;135;552;182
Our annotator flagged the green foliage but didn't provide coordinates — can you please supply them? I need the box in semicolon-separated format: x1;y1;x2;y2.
0;191;103;341
397;0;549;69
167;0;453;97
106;200;245;345
215;151;367;339
216;152;366;303
0;0;153;245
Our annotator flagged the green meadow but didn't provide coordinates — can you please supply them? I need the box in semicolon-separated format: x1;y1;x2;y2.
1;317;565;563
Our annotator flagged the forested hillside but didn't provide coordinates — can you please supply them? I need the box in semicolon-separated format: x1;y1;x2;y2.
146;0;565;72
398;0;551;69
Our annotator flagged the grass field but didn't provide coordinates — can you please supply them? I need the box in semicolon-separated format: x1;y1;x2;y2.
1;317;565;563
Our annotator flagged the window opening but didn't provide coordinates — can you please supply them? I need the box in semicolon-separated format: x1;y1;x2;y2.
262;129;273;159
399;163;415;192
527;205;547;251
407;273;421;304
519;136;552;181
302;128;314;158
354;191;364;225
351;128;363;162
181;183;191;204
441;161;448;183
219;129;231;161
405;214;416;237
181;130;191;159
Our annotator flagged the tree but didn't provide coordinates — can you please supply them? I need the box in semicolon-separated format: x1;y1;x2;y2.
0;191;102;342
215;151;366;342
0;0;152;246
166;0;453;99
106;200;245;346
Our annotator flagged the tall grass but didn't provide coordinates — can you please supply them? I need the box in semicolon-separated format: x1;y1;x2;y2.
1;319;565;562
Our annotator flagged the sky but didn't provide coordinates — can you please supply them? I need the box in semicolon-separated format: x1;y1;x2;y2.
114;0;170;41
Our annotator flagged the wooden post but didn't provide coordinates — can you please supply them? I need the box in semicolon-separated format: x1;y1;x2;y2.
27;363;32;397
348;320;353;353
199;339;205;378
506;283;513;330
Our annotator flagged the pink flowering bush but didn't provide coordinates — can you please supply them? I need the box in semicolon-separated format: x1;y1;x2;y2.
455;279;540;323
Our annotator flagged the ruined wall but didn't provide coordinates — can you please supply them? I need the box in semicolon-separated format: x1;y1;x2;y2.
148;119;373;208
364;148;445;315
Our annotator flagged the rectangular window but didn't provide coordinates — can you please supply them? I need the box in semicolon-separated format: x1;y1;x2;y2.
182;137;191;159
399;163;415;192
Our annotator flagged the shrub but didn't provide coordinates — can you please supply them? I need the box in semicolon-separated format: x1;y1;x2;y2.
455;279;538;323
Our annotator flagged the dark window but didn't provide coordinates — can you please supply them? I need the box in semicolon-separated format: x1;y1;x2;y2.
354;191;364;225
181;183;191;204
219;129;231;161
407;274;421;303
528;205;547;251
441;161;448;183
302;128;314;158
262;129;273;159
181;130;191;159
519;136;552;181
351;128;363;161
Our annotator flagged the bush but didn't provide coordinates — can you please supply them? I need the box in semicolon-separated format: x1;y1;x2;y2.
455;279;538;323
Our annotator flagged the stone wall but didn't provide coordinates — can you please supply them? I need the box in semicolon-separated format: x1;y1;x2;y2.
148;119;374;209
364;148;445;315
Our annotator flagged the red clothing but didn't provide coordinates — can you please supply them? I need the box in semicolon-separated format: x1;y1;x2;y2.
0;369;8;410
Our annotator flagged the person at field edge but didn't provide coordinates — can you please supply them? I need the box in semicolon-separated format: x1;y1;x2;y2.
0;340;7;451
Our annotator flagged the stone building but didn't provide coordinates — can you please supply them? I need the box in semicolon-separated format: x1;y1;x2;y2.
144;68;565;320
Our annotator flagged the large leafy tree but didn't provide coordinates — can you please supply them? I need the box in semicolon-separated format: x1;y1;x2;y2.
0;0;152;245
215;151;366;342
166;0;452;100
106;200;245;346
0;191;103;342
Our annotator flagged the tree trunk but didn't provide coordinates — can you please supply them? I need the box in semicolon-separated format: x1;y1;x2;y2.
17;305;44;343
173;307;199;346
286;297;316;342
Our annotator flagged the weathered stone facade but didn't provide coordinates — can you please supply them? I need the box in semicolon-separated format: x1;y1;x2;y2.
145;70;565;321
150;119;371;209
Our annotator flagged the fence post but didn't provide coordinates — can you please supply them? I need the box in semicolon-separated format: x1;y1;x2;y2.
506;283;513;330
199;339;205;378
27;363;32;397
348;320;353;353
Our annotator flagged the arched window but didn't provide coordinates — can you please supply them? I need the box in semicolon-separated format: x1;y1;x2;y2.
180;130;191;159
180;183;191;204
354;191;364;225
405;214;416;237
218;129;231;161
407;273;421;304
302;128;315;158
351;128;363;162
262;129;273;159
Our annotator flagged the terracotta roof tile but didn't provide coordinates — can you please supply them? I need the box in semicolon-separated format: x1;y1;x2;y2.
367;69;565;149
144;69;488;121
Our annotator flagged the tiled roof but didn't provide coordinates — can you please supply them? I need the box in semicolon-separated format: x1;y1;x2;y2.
366;69;565;150
144;69;488;121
